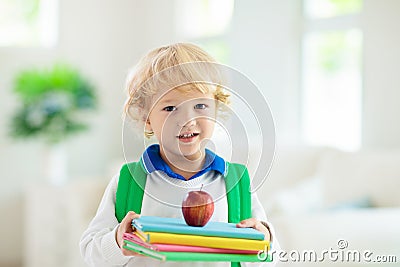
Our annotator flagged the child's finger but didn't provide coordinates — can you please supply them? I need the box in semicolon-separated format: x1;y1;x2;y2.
117;211;140;248
236;218;258;228
121;211;140;232
121;247;145;257
124;211;140;222
236;218;271;241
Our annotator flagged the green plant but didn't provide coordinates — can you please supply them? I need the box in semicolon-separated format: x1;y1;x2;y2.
10;64;97;143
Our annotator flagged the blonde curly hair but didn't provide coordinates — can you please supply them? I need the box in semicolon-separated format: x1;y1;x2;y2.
124;43;230;137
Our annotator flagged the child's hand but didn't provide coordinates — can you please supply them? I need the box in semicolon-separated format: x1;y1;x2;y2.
116;211;141;256
236;218;271;242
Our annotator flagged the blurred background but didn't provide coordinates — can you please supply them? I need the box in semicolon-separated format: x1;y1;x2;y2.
1;0;399;266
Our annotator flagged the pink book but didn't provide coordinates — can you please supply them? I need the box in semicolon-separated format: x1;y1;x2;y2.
153;243;258;254
123;232;258;254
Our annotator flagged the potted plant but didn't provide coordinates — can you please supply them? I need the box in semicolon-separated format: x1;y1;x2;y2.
10;63;97;184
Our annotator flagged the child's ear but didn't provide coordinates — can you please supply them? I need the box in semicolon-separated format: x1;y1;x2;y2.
145;118;152;131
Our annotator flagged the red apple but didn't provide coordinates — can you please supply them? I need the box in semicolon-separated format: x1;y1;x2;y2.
182;189;214;227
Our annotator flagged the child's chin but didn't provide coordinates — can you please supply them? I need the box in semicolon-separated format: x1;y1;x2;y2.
181;149;203;160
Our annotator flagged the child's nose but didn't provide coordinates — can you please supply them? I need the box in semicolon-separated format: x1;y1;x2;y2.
176;109;197;128
177;116;197;128
182;118;196;127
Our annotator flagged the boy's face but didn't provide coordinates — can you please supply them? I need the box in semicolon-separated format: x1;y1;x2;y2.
146;85;216;161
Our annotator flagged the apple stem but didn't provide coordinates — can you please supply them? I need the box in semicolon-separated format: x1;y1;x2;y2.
200;184;203;191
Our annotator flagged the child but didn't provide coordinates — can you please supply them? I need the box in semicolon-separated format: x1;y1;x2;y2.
80;43;279;267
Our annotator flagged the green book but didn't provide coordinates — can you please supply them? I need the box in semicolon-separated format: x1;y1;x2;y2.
123;240;166;261
160;251;271;262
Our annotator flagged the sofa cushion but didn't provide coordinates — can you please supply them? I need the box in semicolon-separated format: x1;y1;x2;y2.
257;146;328;215
259;146;326;191
319;149;400;208
264;175;323;216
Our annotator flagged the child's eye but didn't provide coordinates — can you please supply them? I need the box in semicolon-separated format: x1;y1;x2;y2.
163;106;176;112
194;104;208;110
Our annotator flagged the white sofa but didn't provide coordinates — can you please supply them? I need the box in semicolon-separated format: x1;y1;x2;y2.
258;146;400;266
24;146;400;267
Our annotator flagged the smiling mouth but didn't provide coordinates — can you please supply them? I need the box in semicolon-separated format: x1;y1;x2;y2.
177;133;200;139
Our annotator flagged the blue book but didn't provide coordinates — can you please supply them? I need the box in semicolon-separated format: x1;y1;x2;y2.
132;216;265;240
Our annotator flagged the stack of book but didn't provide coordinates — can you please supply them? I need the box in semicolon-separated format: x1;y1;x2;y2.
123;216;271;262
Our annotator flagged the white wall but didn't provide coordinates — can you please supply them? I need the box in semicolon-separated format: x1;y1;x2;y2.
362;0;400;149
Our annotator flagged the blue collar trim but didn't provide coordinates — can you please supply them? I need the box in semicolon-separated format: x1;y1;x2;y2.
141;144;226;180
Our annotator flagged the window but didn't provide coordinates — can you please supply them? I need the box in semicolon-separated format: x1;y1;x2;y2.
301;0;363;151
0;0;58;47
304;0;363;18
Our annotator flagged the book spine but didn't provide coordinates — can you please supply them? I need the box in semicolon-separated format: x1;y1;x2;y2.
134;229;151;243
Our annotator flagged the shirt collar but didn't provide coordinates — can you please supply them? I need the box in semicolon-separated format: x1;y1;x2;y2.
141;144;227;180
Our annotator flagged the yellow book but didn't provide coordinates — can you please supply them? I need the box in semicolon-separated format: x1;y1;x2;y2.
135;230;270;251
